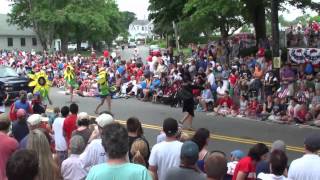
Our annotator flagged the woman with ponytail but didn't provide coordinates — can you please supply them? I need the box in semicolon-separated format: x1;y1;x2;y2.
131;139;155;179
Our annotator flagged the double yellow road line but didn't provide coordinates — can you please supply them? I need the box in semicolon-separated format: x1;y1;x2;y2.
114;120;304;153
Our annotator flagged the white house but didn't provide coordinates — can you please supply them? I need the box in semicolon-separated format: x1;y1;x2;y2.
0;14;43;52
129;20;154;41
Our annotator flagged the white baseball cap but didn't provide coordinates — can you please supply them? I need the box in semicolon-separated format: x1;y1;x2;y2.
27;114;42;126
78;112;89;121
96;114;114;128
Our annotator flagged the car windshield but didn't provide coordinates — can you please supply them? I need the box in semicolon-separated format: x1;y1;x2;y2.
0;67;19;78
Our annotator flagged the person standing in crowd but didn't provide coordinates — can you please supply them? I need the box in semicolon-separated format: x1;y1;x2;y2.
164;141;206;180
63;103;78;146
149;118;183;180
27;129;59;180
52;106;69;166
127;117;150;162
80;113;114;171
12;108;29;142
257;150;288;180
205;151;228;180
19;114;51;149
0;117;18;180
13;90;32;115
86;123;152;180
227;150;245;178
288;132;320;180
256;140;286;175
232;143;269;180
6;149;39;180
61;135;87;180
192;128;210;172
72;112;93;144
0;86;9;114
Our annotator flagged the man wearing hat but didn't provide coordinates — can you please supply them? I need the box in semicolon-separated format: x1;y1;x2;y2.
149;118;183;180
288;133;320;180
164;141;206;180
79;112;114;171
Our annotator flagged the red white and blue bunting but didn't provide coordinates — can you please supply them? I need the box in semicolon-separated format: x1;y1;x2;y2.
288;48;320;65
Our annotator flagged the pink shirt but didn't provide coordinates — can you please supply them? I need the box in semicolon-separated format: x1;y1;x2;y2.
0;132;18;180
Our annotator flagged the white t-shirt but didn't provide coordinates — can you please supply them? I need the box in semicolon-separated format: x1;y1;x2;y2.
227;161;238;176
207;73;215;86
149;140;183;180
257;173;287;180
52;117;67;151
288;154;320;180
80;138;107;172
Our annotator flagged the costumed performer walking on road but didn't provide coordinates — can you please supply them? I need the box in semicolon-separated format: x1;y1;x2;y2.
28;70;53;108
64;64;79;102
95;68;116;114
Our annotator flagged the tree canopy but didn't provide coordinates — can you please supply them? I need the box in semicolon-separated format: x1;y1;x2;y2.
8;0;131;52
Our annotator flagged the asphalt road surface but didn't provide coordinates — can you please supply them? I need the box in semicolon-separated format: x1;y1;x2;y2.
39;46;318;163
46;87;319;163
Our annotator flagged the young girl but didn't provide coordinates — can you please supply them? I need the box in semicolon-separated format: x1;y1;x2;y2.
238;95;248;117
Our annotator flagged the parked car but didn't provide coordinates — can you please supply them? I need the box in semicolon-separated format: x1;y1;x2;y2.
0;66;31;100
149;45;161;57
128;42;137;48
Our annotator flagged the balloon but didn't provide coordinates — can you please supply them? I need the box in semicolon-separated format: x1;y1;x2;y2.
103;50;109;58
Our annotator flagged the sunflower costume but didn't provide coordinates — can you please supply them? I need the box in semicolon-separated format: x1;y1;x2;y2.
28;71;51;99
97;69;116;97
64;65;79;89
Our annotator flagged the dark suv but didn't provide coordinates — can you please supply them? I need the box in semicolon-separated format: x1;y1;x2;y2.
0;66;30;100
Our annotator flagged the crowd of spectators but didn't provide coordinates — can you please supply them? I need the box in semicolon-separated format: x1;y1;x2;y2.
0;101;320;180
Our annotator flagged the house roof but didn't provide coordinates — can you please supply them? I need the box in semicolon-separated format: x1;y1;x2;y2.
130;20;150;26
0;14;36;36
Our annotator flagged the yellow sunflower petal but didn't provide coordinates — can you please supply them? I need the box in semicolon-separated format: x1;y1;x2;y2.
29;80;38;87
28;74;36;80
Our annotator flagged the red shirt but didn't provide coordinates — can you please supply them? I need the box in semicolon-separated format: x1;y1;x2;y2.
63;114;78;146
232;156;256;180
0;132;18;179
218;97;233;108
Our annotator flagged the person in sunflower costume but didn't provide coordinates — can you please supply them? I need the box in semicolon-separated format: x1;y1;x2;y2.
95;68;116;114
28;70;53;106
64;64;79;102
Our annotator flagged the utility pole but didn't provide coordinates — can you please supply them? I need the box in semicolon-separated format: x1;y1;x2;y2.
271;0;280;57
172;21;180;53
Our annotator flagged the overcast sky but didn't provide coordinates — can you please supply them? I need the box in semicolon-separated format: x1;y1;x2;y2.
0;0;319;21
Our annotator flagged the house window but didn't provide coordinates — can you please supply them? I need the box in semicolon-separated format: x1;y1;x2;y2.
32;38;37;46
8;38;13;46
142;26;144;31
21;38;26;46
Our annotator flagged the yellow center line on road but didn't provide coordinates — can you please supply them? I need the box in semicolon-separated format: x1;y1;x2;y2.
46;109;304;153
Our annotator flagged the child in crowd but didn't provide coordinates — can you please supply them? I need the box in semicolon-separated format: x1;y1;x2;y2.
227;150;245;178
247;97;260;118
48;107;60;127
238;95;248;117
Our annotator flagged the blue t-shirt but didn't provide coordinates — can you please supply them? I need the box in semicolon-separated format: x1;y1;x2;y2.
14;100;30;113
86;163;152;180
